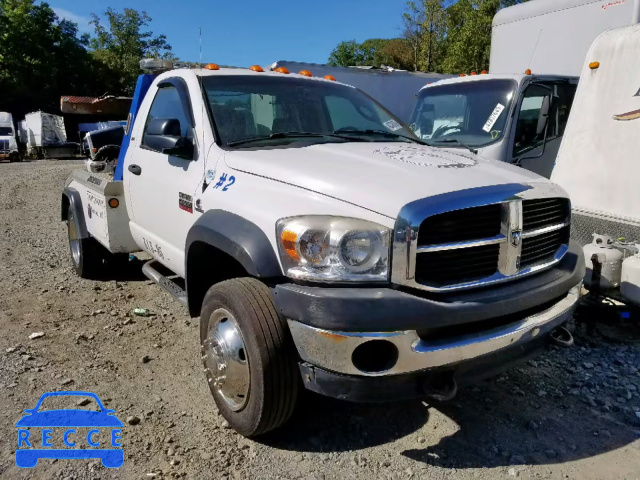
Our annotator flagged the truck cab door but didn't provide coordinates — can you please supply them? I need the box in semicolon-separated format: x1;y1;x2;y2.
510;81;577;178
125;78;205;277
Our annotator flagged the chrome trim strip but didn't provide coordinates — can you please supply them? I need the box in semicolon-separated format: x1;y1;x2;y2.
287;288;579;377
417;234;506;253
498;200;523;276
522;221;570;239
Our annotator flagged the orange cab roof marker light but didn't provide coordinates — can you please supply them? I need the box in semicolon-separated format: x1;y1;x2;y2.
249;65;264;72
460;73;467;77
589;61;600;70
299;70;313;77
275;67;290;74
323;74;336;81
481;70;488;74
204;63;220;70
470;71;477;76
525;69;532;75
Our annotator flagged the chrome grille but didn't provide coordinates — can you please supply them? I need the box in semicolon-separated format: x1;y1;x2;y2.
415;243;500;287
409;197;571;291
0;140;8;152
523;198;570;230
418;204;502;246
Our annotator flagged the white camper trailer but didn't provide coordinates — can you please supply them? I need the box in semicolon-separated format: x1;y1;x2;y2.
24;111;77;158
551;23;640;249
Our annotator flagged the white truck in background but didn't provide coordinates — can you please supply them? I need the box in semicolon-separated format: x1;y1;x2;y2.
410;0;639;179
61;60;584;436
0;112;20;162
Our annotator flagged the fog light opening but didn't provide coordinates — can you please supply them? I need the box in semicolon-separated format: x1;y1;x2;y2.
351;340;399;374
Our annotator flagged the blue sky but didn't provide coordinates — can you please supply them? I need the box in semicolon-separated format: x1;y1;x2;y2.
49;0;408;67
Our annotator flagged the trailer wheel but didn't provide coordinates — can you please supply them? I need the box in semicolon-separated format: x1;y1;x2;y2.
66;205;103;278
200;278;299;437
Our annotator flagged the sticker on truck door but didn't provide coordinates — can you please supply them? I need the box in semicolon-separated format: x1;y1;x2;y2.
482;104;506;133
178;193;193;214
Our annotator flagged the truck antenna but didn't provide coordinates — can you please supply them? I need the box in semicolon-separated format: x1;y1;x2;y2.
199;26;208;189
528;28;543;71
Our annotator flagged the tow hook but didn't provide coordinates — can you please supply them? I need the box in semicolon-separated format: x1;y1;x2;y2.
423;375;458;402
548;325;574;348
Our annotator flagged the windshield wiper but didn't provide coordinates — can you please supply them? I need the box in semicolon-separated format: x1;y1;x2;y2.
430;138;478;154
333;129;425;144
227;131;365;147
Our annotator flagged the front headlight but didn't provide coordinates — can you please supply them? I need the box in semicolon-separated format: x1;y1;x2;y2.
276;216;390;282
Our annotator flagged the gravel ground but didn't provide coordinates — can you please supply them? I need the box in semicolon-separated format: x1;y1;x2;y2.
0;160;639;480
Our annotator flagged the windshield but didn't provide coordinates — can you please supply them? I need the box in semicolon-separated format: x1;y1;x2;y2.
202;75;418;148
410;79;516;148
0;127;13;136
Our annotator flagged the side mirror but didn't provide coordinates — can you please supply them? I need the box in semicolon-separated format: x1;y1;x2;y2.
163;136;194;160
144;118;194;160
536;95;557;136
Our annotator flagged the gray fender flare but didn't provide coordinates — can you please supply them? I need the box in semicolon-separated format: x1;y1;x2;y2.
61;187;88;239
185;210;283;315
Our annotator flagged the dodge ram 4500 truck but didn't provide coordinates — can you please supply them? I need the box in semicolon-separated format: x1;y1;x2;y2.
62;60;585;437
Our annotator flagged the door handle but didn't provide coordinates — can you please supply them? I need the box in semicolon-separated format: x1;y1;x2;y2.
128;164;142;176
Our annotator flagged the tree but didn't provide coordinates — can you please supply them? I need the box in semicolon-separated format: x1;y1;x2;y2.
402;1;426;71
327;38;414;69
421;0;446;71
378;39;415;70
328;40;362;67
328;0;531;74
441;0;514;74
89;8;174;95
0;0;97;117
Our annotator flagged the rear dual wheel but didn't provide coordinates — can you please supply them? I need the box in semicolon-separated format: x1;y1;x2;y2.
200;278;299;437
66;205;105;278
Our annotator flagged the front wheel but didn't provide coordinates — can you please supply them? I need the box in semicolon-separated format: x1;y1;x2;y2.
200;278;299;437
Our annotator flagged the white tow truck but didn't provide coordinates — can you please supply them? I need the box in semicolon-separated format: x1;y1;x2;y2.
62;60;584;436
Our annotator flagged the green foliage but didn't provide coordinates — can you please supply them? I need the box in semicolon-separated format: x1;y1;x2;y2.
328;0;530;74
0;0;96;116
328;38;415;70
0;1;173;120
89;8;174;95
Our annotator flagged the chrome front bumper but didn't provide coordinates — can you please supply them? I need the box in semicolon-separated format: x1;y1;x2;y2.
288;286;580;377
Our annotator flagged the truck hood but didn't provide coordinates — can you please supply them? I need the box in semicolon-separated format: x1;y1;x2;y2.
225;142;545;218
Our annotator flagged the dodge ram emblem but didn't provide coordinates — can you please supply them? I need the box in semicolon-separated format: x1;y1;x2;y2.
511;230;522;248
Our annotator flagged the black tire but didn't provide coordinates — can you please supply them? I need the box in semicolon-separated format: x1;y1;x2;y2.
200;278;299;437
66;205;104;278
9;152;20;163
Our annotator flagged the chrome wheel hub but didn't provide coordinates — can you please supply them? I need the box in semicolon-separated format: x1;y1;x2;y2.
202;308;250;411
67;210;81;266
